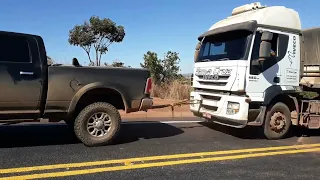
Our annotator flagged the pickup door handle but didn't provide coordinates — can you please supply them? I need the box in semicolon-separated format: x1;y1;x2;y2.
20;71;34;75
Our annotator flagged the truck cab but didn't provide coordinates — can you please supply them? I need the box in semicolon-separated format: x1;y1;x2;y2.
190;2;302;139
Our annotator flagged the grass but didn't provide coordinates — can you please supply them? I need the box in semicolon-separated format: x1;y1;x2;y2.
299;91;319;99
151;78;320;101
151;79;192;100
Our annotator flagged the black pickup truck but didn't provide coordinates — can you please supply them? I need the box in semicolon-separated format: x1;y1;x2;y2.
0;30;153;147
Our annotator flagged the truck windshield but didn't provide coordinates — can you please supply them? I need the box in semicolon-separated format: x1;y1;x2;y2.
196;31;251;62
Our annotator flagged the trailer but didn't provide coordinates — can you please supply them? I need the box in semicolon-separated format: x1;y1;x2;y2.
298;27;320;129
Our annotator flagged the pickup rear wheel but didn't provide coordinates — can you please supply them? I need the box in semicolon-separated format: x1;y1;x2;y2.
263;102;292;140
74;102;121;147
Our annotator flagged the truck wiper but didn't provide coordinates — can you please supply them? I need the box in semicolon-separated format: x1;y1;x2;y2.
200;59;211;62
216;58;230;61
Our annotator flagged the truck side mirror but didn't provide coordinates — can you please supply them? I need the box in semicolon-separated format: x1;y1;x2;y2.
259;41;272;59
194;42;201;62
259;31;273;61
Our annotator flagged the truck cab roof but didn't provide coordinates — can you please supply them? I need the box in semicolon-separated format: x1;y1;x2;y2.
198;2;301;40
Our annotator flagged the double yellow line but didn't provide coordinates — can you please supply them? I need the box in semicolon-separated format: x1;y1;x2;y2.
1;143;320;179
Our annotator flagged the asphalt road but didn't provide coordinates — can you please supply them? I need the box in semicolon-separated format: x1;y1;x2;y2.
0;118;320;179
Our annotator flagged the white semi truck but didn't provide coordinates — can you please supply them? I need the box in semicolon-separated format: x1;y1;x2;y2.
190;2;320;139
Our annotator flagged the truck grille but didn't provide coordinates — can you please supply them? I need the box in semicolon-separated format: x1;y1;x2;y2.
202;104;218;112
199;94;222;113
197;75;229;80
195;75;230;87
198;81;227;86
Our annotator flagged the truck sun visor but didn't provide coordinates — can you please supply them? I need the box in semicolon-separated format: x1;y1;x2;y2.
197;20;257;41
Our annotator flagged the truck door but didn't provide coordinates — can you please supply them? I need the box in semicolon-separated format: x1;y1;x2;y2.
0;32;43;120
246;30;289;101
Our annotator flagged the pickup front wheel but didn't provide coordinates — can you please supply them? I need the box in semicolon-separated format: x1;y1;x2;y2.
74;102;121;147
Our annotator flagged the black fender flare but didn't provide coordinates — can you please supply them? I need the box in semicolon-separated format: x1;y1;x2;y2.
263;85;297;106
264;86;283;106
67;82;129;116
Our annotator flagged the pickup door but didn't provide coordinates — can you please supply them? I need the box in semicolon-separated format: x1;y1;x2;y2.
0;32;44;120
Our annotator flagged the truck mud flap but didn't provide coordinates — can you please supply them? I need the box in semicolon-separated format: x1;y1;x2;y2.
300;100;320;129
247;106;266;126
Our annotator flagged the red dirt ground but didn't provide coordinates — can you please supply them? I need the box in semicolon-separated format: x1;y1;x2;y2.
119;98;193;119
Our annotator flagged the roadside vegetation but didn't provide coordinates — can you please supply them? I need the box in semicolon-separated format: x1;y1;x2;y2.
49;15;192;100
140;51;192;100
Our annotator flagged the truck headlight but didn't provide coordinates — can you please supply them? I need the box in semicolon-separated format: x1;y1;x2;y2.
226;102;240;115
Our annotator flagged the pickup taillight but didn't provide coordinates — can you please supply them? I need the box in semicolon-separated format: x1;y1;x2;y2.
145;78;152;94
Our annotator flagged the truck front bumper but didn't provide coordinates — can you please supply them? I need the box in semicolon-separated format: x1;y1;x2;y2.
190;91;250;128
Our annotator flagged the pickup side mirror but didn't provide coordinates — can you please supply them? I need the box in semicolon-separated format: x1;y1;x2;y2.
259;31;273;61
194;42;201;62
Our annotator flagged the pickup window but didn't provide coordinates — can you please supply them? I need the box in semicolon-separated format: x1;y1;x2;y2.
0;34;31;63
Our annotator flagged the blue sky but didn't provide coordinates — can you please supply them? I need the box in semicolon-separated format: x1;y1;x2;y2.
0;0;318;73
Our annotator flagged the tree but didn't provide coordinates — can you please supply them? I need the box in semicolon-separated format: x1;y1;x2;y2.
140;51;163;84
162;51;181;82
68;16;125;66
104;59;131;68
140;51;180;84
111;61;125;67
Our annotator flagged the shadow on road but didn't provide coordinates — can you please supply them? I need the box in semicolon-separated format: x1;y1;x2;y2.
113;123;184;145
199;122;264;139
0;124;79;148
0;122;184;148
200;122;320;139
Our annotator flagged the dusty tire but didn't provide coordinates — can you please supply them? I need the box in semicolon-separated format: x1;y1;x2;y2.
263;102;292;140
74;102;121;147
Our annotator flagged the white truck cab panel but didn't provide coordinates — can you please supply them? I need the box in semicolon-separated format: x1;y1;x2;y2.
246;28;300;100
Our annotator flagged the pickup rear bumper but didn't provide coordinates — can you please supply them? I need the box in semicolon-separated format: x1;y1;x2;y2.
139;98;153;111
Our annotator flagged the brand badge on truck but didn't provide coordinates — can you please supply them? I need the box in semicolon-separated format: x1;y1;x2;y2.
195;67;232;80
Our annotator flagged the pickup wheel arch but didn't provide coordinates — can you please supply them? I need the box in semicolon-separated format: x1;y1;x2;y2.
67;82;129;119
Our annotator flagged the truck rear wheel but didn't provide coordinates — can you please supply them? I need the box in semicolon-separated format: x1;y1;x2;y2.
74;102;121;147
263;102;292;140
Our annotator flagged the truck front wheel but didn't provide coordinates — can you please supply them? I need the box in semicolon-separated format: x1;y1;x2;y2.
74;102;121;147
263;102;292;140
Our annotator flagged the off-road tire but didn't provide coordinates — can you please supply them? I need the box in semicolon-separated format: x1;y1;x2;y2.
74;102;121;147
263;102;292;140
